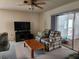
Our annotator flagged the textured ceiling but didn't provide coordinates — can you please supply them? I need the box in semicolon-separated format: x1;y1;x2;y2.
0;0;78;13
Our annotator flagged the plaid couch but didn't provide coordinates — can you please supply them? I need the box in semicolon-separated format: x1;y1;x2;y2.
40;31;62;51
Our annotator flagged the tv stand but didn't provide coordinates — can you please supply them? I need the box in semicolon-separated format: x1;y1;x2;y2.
15;31;34;42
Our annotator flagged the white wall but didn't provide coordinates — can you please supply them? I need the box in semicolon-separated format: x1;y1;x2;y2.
0;10;40;41
40;0;79;31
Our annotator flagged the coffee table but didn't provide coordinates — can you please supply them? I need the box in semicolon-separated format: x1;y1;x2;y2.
24;39;45;58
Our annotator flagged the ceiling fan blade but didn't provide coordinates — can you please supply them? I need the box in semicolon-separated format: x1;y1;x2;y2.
33;3;43;9
36;0;47;1
33;0;37;2
36;2;46;5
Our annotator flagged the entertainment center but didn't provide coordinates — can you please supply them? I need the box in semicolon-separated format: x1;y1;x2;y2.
14;22;34;42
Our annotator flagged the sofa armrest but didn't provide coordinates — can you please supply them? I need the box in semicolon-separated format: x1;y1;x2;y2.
35;36;42;42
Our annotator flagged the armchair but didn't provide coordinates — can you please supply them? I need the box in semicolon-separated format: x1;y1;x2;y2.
0;32;10;52
40;31;62;51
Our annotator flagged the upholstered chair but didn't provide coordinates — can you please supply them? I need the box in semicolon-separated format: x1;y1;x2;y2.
40;31;62;51
0;32;10;52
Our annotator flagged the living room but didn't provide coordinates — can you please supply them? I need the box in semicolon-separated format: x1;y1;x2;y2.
0;0;79;59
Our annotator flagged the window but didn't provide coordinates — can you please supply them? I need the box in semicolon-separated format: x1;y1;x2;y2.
53;12;79;51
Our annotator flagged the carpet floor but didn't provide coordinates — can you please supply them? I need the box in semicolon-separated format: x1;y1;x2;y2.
0;41;76;59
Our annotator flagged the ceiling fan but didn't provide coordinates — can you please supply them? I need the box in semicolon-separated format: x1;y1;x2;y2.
21;0;46;9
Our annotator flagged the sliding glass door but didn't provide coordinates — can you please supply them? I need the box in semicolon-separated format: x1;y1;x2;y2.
74;12;79;51
67;14;74;49
56;13;74;49
52;12;79;51
56;14;68;39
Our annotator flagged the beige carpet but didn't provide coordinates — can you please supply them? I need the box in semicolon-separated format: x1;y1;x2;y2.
0;41;76;59
15;41;76;59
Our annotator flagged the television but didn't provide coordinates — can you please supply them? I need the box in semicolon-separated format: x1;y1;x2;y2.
14;22;30;31
25;22;30;30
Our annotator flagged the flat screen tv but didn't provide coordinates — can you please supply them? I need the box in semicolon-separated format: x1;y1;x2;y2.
14;22;30;31
25;22;30;30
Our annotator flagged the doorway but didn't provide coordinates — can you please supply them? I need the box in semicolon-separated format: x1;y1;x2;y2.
56;13;74;49
53;12;79;51
51;12;79;51
74;12;79;51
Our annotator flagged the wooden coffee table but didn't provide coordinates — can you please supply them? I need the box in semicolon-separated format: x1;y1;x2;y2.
24;39;45;58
